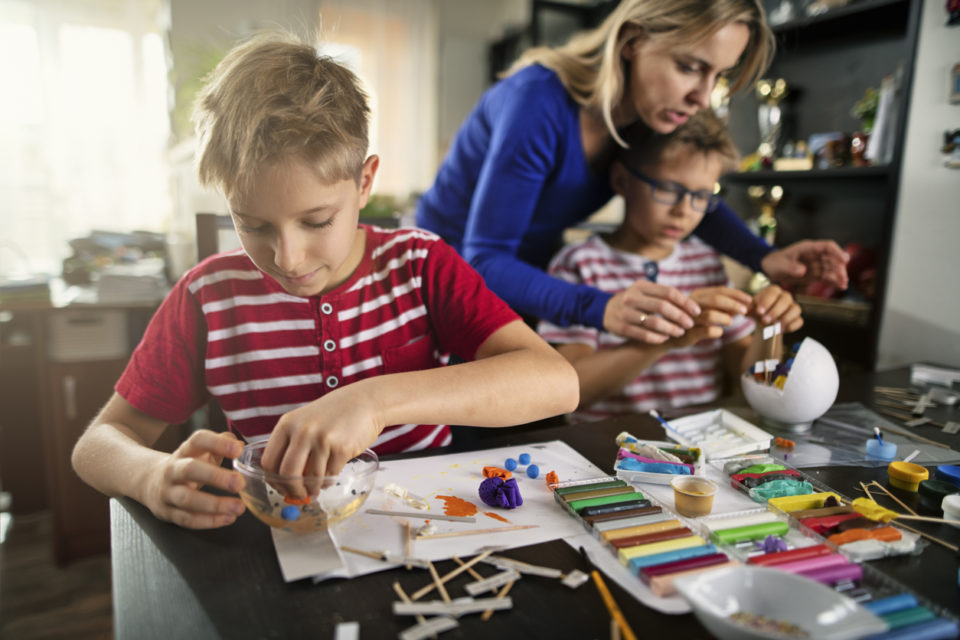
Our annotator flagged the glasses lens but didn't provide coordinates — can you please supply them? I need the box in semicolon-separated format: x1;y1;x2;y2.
650;183;683;207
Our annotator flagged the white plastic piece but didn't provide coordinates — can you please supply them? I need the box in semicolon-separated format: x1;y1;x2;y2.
398;616;458;640
464;569;521;596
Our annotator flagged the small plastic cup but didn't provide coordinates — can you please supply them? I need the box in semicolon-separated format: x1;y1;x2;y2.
671;476;717;517
865;438;898;460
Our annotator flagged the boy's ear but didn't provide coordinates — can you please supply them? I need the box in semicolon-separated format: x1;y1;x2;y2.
356;155;379;208
610;160;630;198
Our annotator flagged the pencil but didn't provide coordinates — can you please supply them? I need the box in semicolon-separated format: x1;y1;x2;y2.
581;546;637;640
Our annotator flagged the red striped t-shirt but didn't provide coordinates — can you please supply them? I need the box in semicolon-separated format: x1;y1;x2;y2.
116;225;519;454
537;235;754;421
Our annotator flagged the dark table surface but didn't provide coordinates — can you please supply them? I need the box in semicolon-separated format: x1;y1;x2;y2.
111;366;960;639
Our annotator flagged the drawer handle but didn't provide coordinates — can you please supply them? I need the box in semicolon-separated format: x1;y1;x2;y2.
63;375;77;420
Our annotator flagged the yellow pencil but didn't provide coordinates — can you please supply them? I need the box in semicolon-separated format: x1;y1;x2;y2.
590;569;637;640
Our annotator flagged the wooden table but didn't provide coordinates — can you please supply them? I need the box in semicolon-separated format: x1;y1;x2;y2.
111;367;960;638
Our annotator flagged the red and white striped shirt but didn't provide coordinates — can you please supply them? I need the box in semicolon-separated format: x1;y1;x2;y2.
117;225;519;454
537;235;754;421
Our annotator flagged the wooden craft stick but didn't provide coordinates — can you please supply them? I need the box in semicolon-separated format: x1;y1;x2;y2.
410;550;494;600
366;509;476;523
481;579;515;622
869;481;918;516
392;581;430;632
426;561;452;604
452;556;485;581
415;524;539;540
340;546;390;561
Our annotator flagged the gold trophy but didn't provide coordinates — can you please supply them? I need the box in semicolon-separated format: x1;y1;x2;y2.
746;184;784;293
756;78;788;164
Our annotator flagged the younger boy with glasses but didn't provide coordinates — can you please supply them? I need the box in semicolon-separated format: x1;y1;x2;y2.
538;110;803;421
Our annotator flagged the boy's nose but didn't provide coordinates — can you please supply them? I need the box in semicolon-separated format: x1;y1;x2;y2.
273;232;306;273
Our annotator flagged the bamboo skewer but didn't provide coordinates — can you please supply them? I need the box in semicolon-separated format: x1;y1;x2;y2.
481;580;515;622
858;482;960;552
867;481;918;516
410;550;494;601
340;546;390;561
426;561;452;603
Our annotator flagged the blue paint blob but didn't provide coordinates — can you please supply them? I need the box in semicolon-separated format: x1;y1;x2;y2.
518;453;531;465
281;505;301;521
505;458;518;471
526;464;540;479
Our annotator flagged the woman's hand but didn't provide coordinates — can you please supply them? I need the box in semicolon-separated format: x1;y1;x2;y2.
603;280;700;344
261;385;384;493
751;284;803;333
139;430;247;529
761;240;850;290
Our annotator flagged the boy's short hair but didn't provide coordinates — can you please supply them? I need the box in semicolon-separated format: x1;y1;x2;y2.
620;109;740;173
192;31;370;199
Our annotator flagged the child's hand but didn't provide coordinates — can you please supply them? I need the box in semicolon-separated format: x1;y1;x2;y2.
752;285;803;332
140;430;246;529
604;280;700;344
688;287;753;327
261;386;384;492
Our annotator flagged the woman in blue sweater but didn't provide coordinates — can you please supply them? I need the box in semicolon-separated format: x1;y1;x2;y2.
417;0;848;344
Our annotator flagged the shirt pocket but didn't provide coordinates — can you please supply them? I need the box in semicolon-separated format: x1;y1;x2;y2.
381;335;440;374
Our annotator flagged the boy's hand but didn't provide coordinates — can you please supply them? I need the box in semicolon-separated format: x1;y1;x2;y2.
604;280;700;344
261;386;384;492
688;287;753;328
752;285;803;332
761;239;850;290
140;430;246;529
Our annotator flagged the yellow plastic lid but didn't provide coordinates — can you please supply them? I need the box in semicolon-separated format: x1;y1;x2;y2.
887;461;929;490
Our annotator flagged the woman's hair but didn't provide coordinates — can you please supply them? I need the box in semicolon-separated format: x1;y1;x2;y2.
505;0;773;146
620;108;741;173
192;31;370;200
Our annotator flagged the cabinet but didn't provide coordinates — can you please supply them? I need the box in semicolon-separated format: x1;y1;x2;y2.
721;0;923;372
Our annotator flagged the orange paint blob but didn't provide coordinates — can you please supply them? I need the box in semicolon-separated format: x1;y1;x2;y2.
435;495;478;517
484;511;510;523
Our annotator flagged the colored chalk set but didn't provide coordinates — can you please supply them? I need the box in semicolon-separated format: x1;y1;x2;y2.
548;419;959;639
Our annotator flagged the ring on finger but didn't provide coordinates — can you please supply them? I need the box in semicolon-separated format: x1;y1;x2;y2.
638;312;647;326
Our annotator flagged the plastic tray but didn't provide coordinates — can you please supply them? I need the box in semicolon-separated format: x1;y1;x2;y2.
614;439;703;486
664;409;773;460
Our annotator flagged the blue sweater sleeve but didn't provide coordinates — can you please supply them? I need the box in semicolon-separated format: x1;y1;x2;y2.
692;198;772;272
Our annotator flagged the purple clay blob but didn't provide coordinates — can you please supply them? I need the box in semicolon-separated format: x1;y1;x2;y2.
479;477;505;507
501;478;523;508
478;476;523;509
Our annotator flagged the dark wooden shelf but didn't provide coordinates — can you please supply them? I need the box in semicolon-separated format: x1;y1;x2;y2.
796;295;872;327
724;165;891;182
770;0;909;36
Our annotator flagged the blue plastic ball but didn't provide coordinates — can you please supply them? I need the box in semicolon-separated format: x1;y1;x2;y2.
518;453;531;465
281;505;301;521
526;464;540;479
504;458;518;471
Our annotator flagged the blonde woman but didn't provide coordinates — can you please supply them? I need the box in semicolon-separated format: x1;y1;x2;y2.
416;0;847;345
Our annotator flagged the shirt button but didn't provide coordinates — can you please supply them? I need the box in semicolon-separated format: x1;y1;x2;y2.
326;375;339;388
323;339;336;352
644;262;659;282
320;302;333;315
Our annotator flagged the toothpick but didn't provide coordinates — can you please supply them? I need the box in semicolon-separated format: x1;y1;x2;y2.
410;550;494;600
340;546;390;561
405;520;412;570
481;580;515;622
415;524;539;540
426;561;452;603
868;481;918;516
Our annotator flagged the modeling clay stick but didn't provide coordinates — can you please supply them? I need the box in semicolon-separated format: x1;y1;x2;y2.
703;511;779;531
592;512;672;532
582;505;662;525
647;561;738;597
559;486;637;502
567;492;646;512
788;506;856;521
867;618;960;640
747;544;832;566
555;480;628;496
799;513;864;534
601;519;684;541
768;492;842;513
863;594;919;616
606;527;693;550
797;562;862;585
638;553;730;580
579;500;652;518
774;553;850;574
627;545;718;574
711;520;790;544
882;607;937;630
617;536;706;564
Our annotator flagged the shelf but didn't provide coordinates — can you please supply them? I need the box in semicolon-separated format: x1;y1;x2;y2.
770;0;909;36
723;165;890;182
795;295;871;327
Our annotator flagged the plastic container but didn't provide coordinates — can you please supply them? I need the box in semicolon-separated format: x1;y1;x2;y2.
887;461;929;492
671;476;717;518
865;438;898;460
918;479;959;513
942;494;960;526
934;465;960;488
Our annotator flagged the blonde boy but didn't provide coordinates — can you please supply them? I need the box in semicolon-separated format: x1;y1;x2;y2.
538;110;801;421
72;32;578;529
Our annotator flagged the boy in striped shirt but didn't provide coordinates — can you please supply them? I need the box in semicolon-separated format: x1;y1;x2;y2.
72;32;578;530
538;110;802;422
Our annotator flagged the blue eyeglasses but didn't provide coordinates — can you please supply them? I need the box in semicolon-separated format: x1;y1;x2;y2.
622;164;720;214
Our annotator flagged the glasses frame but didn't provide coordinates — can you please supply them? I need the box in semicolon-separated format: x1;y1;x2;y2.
621;164;720;214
